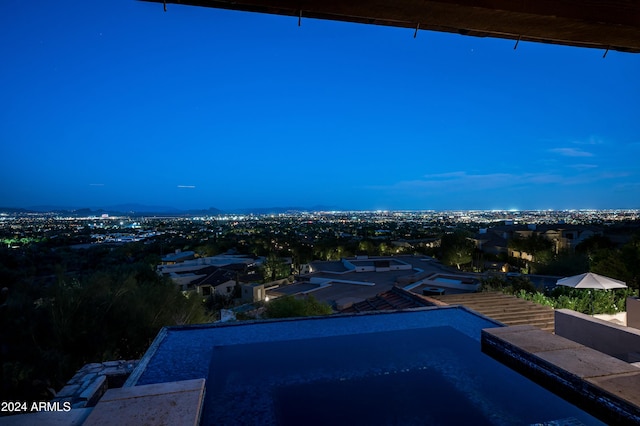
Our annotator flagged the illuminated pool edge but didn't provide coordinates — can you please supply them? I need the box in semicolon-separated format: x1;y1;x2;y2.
126;306;501;388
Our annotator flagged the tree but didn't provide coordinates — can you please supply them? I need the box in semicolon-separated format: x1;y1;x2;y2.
358;240;376;255
378;242;392;256
620;233;640;293
0;248;211;403
440;231;475;269
509;234;553;263
576;235;616;254
291;244;314;265
263;252;290;282
590;248;633;286
534;252;589;276
480;275;535;293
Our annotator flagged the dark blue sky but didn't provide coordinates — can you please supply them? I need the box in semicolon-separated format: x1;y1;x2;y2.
2;1;639;211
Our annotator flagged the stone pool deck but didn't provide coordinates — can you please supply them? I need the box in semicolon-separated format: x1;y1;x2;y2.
0;379;205;426
83;379;205;425
482;325;640;426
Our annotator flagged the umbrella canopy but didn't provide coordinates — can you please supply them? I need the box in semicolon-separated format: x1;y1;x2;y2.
556;272;627;290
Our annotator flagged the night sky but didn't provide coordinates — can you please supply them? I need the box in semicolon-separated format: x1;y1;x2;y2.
2;1;639;211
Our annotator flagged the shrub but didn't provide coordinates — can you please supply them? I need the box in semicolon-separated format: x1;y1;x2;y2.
514;286;634;315
263;295;333;318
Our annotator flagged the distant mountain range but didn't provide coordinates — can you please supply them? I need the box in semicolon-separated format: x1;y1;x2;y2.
0;204;339;216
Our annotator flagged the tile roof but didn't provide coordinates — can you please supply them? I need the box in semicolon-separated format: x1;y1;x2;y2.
338;286;439;313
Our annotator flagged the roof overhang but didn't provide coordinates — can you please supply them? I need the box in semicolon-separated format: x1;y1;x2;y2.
142;0;640;53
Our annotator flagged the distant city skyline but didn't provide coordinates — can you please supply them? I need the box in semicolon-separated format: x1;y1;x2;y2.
3;203;640;216
2;1;639;211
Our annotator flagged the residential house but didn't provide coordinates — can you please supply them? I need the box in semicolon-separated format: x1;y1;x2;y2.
191;268;237;297
473;224;602;261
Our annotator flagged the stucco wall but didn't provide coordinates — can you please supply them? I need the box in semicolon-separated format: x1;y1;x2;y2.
628;297;640;330
555;309;640;362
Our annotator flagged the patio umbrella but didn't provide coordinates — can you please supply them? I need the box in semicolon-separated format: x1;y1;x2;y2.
556;272;627;314
556;272;627;290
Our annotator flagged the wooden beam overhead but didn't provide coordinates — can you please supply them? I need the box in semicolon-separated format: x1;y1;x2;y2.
142;0;640;53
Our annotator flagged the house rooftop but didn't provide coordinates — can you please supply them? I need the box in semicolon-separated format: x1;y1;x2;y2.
272;255;480;307
338;285;439;313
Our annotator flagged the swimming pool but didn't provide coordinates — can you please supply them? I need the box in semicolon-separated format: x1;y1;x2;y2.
203;328;603;425
130;308;604;425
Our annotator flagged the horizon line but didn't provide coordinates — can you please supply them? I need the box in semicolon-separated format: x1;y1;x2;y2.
2;205;640;214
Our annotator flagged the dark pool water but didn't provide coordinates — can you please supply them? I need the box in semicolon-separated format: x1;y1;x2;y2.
203;326;604;425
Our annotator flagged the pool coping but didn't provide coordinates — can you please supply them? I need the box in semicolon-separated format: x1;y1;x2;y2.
125;305;502;387
482;325;640;426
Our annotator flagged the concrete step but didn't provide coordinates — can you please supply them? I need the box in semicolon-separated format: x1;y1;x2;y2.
434;292;511;302
490;317;555;331
468;310;554;323
494;315;554;324
432;291;555;332
459;302;551;311
466;306;554;317
435;298;530;306
456;307;553;318
437;293;533;302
